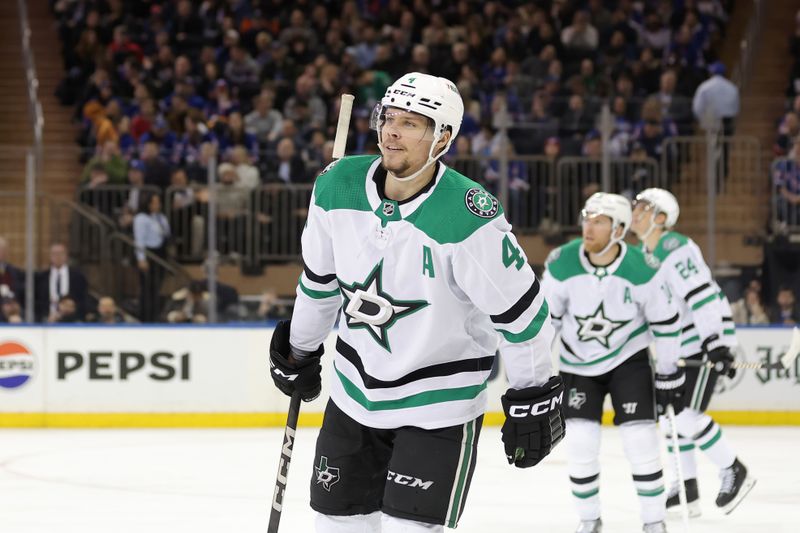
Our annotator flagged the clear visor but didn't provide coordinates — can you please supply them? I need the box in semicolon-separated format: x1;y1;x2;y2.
370;104;435;143
580;208;609;224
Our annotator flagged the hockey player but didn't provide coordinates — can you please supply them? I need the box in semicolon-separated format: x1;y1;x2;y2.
631;188;756;516
542;192;683;533
268;72;564;533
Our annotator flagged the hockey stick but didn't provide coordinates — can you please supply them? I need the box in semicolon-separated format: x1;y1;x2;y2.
677;327;800;371
267;94;354;532
332;94;355;159
268;392;301;533
666;404;691;532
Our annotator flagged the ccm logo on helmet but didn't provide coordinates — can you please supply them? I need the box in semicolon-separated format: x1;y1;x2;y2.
391;89;416;97
508;393;563;418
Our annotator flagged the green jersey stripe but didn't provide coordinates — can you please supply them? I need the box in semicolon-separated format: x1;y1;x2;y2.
637;487;665;497
298;277;341;299
681;335;700;346
560;323;648;367
447;420;475;527
699;428;722;450
335;364;488;411
667;443;696;452
653;329;680;338
496;301;549;343
691;293;718;311
723;328;735;335
572;488;600;499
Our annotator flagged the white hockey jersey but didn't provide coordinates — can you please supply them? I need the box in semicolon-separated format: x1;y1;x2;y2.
642;232;737;357
542;239;681;377
290;155;554;430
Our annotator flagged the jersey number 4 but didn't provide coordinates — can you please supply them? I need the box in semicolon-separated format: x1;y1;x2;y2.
502;235;526;270
674;258;699;280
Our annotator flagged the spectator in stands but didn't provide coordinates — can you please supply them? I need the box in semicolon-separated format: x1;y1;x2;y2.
230;145;260;189
134;193;171;322
165;280;210;323
0;236;22;303
167;168;201;259
174;112;217;166
257;288;291;320
770;285;800;325
772;149;800;228
693;61;739;133
731;282;770;325
119;160;146;231
225;45;260;101
48;296;81;323
283;76;327;133
653;69;693;132
775;111;800;156
245;92;283;145
302;129;330;177
0;297;22;323
216;163;250;255
141;140;172;189
34;243;88;323
217;111;258;161
561;10;599;52
637;11;671;53
92;296;125;324
172;0;204;56
80;140;128;185
265;138;308;184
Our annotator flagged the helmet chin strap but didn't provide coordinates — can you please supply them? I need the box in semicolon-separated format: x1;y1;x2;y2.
596;223;625;257
638;210;663;248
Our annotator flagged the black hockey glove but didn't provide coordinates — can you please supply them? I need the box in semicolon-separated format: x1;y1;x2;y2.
707;346;736;379
269;320;324;402
501;375;565;469
654;368;686;416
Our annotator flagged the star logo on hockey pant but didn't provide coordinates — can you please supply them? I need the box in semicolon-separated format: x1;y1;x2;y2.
574;302;631;349
340;261;429;352
568;388;586;410
315;456;340;491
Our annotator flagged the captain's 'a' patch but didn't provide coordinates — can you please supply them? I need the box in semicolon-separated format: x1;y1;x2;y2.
465;188;498;218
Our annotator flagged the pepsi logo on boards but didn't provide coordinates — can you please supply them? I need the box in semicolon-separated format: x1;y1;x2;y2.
0;341;35;390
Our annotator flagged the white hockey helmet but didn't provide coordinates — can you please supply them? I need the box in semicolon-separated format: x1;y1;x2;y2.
371;72;464;181
581;192;632;255
635;188;680;228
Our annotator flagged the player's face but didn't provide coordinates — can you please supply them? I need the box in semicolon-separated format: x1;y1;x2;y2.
631;201;653;237
379;108;436;178
582;213;614;253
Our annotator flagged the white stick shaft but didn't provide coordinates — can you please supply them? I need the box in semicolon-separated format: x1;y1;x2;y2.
332;94;354;160
667;405;691;532
780;327;800;369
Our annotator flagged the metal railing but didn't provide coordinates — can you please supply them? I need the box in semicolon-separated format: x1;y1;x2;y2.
732;0;764;94
771;157;800;233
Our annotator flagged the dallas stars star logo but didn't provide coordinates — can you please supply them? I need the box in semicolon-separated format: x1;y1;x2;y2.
315;456;340;492
574;302;630;349
339;261;429;352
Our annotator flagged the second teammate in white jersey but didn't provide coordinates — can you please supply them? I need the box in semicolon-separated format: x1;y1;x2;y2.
632;188;756;516
542;192;683;533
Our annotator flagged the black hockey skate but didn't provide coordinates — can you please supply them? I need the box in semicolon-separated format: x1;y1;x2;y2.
665;478;701;518
716;458;756;514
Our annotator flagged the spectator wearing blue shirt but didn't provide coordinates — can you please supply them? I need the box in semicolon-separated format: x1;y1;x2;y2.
772;151;800;228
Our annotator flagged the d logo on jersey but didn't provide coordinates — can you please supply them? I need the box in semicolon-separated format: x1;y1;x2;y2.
340;261;429;352
574;302;631;349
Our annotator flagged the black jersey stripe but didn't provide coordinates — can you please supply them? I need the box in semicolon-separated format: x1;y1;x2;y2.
303;263;337;284
722;316;733;323
336;337;494;389
570;474;599;485
632;471;663;482
684;282;711;303
650;313;680;326
561;338;579;357
682;323;696;333
490;279;540;325
695;420;716;440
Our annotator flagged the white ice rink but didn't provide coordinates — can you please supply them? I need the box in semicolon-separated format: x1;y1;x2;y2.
0;425;796;532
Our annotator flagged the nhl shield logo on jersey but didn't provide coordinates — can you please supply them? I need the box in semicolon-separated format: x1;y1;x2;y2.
663;236;680;251
340;261;429;352
382;201;396;217
465;188;499;218
315;456;340;491
644;253;661;269
574;302;631;349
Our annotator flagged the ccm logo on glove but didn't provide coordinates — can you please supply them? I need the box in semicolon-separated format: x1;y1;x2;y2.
507;393;564;418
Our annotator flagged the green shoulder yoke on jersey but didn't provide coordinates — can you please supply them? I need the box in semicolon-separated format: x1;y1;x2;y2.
651;231;690;262
313;155;378;212
545;239;585;281
404;166;504;244
614;245;659;285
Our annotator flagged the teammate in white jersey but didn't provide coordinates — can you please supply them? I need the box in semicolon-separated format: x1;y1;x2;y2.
268;72;564;533
542;193;684;533
632;188;755;516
